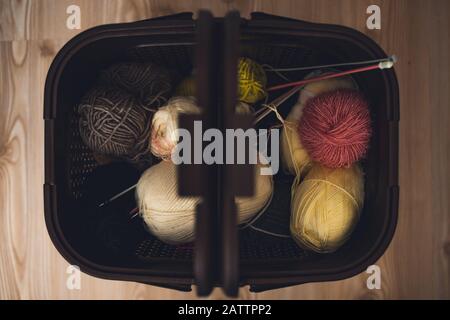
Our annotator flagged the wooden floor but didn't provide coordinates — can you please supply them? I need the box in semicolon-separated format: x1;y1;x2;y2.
0;0;449;299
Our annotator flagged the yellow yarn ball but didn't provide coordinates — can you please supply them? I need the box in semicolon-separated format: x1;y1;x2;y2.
281;76;357;176
237;57;267;104
176;59;267;104
290;164;364;253
136;160;273;244
175;76;196;97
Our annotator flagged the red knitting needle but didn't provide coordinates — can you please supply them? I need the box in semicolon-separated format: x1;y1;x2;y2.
267;58;396;92
129;206;139;219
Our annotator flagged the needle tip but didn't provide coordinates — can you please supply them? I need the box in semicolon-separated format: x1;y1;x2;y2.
378;60;394;69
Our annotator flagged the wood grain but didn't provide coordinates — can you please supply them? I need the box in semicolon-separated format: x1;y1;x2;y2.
0;0;449;299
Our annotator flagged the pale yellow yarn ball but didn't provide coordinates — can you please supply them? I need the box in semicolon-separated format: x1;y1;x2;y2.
136;161;273;244
290;163;364;253
281;76;357;176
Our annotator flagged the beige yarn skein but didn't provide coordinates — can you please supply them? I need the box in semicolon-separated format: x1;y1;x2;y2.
137;160;273;244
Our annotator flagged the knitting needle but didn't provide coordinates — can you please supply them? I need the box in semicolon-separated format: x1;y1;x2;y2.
129;207;140;219
267;57;396;92
254;86;303;124
98;183;137;207
265;55;397;73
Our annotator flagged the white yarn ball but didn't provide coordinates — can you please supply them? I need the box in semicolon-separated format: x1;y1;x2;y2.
151;98;254;161
136;161;273;244
150;96;201;160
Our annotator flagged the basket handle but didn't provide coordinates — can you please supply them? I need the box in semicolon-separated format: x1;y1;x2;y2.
179;10;254;297
219;11;255;297
178;10;219;296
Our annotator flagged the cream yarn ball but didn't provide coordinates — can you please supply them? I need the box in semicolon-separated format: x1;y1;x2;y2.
136;161;273;244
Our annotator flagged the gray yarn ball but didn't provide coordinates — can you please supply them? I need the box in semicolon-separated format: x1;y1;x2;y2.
78;87;151;159
100;62;172;109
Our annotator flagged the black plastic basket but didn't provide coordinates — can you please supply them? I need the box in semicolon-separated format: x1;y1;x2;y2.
44;11;399;296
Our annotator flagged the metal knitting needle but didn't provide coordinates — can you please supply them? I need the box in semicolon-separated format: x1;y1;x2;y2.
265;55;397;72
268;57;396;92
129;207;140;219
98;183;137;207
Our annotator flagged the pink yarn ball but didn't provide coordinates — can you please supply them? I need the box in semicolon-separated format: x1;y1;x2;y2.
299;89;372;168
